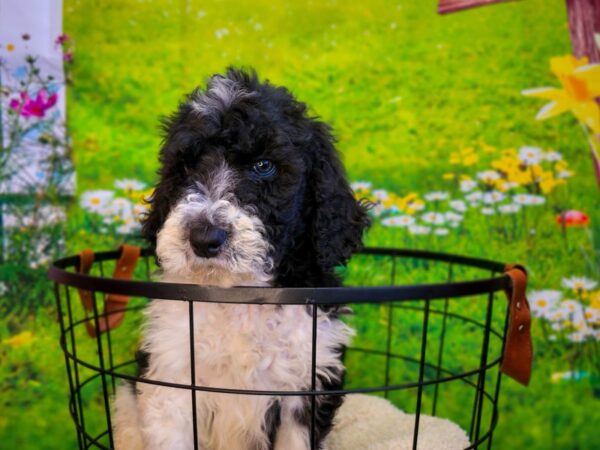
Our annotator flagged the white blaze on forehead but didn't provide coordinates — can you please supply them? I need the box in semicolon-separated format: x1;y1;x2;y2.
190;76;254;118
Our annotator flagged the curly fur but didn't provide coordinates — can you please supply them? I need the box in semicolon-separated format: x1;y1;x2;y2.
113;68;370;450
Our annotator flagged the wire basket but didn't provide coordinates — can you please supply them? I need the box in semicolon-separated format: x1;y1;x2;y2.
48;247;530;450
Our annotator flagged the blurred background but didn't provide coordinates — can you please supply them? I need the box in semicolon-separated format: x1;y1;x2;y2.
1;0;599;448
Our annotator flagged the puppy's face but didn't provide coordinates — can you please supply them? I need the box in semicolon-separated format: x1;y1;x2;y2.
143;69;369;287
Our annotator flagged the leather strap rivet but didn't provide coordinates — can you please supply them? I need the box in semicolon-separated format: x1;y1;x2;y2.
516;301;521;310
122;266;127;272
518;324;525;332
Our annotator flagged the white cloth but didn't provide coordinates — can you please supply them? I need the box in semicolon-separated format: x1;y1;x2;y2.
327;394;471;450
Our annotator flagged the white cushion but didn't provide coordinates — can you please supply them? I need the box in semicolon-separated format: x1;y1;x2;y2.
327;394;470;450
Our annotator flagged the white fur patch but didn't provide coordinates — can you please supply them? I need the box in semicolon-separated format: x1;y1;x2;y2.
155;164;272;286
125;301;352;450
190;76;254;119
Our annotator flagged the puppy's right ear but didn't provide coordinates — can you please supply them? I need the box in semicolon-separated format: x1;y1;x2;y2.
141;101;198;247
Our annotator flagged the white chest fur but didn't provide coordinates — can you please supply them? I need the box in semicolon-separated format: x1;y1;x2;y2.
132;299;352;450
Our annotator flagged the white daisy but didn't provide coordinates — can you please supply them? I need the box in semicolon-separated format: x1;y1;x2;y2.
499;203;521;214
0;282;7;295
561;276;598;292
460;180;477;192
371;203;385;217
449;200;467;212
434;228;450;236
499;181;519;191
518;146;543;165
445;211;464;223
465;191;483;204
567;331;587;343
116;219;141;235
482;191;505;204
584;307;599;324
111;197;134;216
513;194;546;206
351;181;372;191
372;189;389;201
548;309;567;323
557;170;573;179
409;201;426;211
528;290;561;319
132;204;149;219
80;190;114;213
424;191;449;201
408;224;432;235
115;178;146;191
381;216;415;227
476;170;501;183
481;207;495;215
421;212;446;225
543;150;563;162
559;299;585;321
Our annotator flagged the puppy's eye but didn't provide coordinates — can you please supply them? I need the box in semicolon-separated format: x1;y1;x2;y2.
252;159;276;178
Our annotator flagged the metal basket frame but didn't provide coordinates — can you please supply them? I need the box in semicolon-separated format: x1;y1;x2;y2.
49;247;513;450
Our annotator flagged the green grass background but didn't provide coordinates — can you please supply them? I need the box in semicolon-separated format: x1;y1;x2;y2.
1;0;599;448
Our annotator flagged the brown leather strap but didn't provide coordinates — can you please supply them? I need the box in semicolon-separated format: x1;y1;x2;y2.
76;245;141;337
77;249;95;310
501;264;533;386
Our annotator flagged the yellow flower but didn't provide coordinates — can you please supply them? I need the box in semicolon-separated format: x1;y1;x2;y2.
590;291;600;310
2;331;34;347
449;148;478;166
6;43;15;52
523;55;600;133
442;172;455;180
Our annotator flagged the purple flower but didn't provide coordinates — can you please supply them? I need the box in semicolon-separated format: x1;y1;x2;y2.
9;90;58;118
55;33;70;46
63;51;74;63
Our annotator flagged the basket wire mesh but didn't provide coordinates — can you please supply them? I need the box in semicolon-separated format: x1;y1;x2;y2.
49;247;515;450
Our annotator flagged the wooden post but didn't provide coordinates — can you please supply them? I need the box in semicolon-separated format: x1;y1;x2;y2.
566;0;600;63
438;0;517;14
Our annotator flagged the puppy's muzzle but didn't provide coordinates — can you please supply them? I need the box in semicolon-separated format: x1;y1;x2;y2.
189;224;228;258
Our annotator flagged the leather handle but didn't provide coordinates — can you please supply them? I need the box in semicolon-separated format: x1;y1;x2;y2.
76;245;141;337
501;264;533;386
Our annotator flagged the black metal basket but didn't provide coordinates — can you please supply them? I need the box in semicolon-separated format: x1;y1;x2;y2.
49;247;520;450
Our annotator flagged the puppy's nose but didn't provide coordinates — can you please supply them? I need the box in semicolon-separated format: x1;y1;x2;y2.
189;226;228;258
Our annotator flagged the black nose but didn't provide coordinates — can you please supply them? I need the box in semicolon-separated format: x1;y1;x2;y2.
189;226;228;258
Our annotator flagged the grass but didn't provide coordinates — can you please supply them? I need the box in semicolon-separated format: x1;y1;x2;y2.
1;0;599;448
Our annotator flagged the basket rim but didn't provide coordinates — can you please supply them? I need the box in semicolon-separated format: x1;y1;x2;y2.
48;247;511;304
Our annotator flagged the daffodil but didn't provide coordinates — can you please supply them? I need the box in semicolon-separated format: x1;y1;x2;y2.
522;55;600;133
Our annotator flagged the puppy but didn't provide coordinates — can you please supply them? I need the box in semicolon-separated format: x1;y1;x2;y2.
113;68;369;450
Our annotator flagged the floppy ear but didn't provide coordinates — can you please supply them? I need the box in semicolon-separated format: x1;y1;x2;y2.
141;102;198;247
307;121;370;271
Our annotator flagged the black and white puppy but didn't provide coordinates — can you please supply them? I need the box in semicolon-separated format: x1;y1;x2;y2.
113;68;369;450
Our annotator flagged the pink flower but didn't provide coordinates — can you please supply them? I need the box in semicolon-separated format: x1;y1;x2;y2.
556;210;590;227
55;33;70;46
9;90;58;118
63;51;74;63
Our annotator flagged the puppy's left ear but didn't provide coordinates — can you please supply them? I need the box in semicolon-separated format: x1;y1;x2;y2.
307;121;370;271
